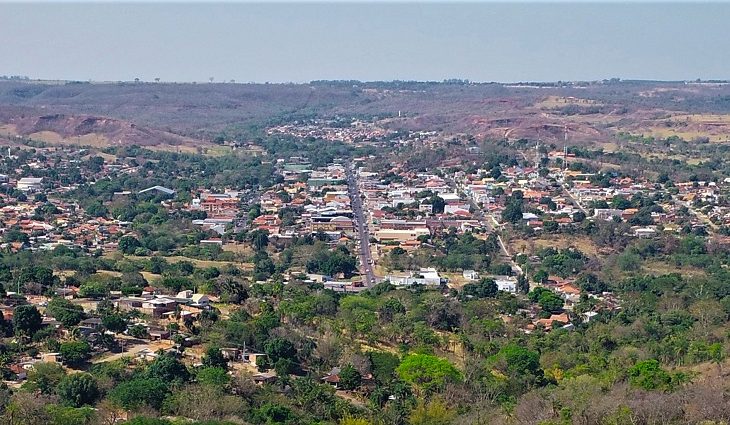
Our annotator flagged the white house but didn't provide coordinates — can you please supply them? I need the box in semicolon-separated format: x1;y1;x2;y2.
462;270;479;281
495;276;517;293
17;177;43;191
386;268;442;286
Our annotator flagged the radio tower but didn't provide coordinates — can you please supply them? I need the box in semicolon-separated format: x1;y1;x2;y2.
535;129;541;169
563;125;568;170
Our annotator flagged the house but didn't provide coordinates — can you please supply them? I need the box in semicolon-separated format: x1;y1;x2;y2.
322;367;342;388
17;177;43;192
535;313;570;331
495;276;517;293
582;311;599;323
252;372;277;385
462;270;479;281
386;268;442;286
141;297;177;318
148;328;171;340
190;293;210;307
139;186;176;196
593;209;623;221
40;352;61;363
375;228;430;243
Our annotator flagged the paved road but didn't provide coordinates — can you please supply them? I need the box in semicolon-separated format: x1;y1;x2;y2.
446;176;521;274
346;163;377;287
559;182;588;215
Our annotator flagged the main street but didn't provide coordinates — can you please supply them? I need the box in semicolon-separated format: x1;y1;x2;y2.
346;163;377;287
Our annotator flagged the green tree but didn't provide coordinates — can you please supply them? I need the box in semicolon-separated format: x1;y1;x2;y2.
264;337;297;364
60;340;92;367
102;314;127;333
46;405;96;425
57;373;99;407
108;378;169;410
78;282;108;299
196;366;230;387
628;359;674;391
499;343;541;375
462;278;498;299
202;346;228;370
46;298;85;327
249;229;269;251
409;398;455;425
117;236;142;255
145;354;190;384
379;298;406;322
396;354;461;395
338;364;362;391
368;351;401;385
85;201;108;218
23;362;66;395
13;304;43;336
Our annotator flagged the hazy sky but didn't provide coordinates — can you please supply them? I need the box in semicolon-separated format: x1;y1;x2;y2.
1;2;728;83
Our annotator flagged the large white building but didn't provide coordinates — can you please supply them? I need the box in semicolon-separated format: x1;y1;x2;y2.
386;268;442;286
17;177;43;192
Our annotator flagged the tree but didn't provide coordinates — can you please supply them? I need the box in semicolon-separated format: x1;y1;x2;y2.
24;361;66;395
338;364;362;391
428;195;446;214
78;282;108;299
462;278;498;299
533;270;548;284
0;313;13;337
108;378;169;410
46;405;96;425
145;354;190;384
502;194;524;224
102;314;128;333
409;398;455;425
57;373;99;407
13;304;42;336
196;366;230;387
529;287;564;313
202;346;228;370
85;201;108;218
517;274;530;294
118;236;141;255
378;297;406;322
249;229;269;251
368;351;400;385
46;297;85;327
499;344;541;375
128;324;147;339
60;340;92;367
628;359;675;391
264;337;297;363
396;354;461;395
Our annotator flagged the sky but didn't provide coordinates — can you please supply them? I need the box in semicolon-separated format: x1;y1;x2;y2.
0;2;728;83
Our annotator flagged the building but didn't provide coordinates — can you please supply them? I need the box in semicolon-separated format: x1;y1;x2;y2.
463;270;479;281
375;228;430;243
386;268;442;286
139;186;176;196
310;216;355;235
17;177;43;192
494;276;517;293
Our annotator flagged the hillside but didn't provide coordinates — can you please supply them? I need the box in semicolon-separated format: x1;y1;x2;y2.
0;106;214;151
1;79;730;148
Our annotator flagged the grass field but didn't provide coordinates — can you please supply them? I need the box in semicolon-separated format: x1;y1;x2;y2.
535;95;603;109
127;255;253;271
508;235;601;257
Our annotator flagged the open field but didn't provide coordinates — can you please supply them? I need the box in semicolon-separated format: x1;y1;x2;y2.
127;255;253;271
507;235;602;257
